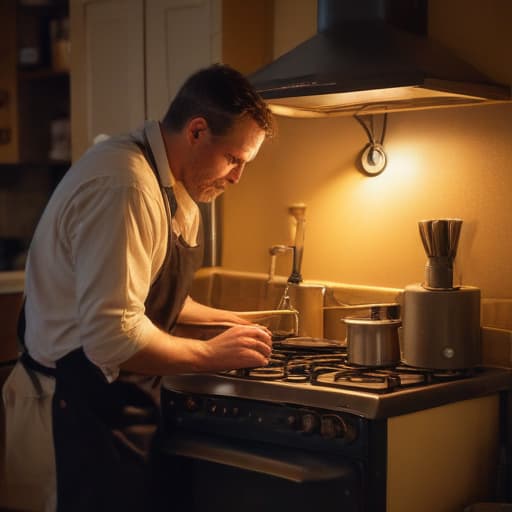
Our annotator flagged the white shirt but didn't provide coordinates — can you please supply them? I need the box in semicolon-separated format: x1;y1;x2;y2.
24;120;200;381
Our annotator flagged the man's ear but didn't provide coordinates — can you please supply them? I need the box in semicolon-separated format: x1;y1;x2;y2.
187;117;208;144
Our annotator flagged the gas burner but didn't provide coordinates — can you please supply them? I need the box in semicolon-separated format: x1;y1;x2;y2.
431;369;474;380
396;364;475;383
225;366;286;380
313;368;427;392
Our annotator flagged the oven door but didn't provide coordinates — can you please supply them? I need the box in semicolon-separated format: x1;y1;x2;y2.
158;431;363;511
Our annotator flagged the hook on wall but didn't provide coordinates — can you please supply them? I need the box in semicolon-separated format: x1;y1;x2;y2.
354;113;388;176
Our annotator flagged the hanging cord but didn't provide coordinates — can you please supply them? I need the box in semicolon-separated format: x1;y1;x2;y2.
354;112;389;175
354;113;387;146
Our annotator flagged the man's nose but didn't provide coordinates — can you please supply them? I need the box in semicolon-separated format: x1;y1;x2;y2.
227;164;245;184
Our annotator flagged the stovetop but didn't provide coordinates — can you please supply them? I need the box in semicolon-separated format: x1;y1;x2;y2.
223;346;473;392
162;346;512;419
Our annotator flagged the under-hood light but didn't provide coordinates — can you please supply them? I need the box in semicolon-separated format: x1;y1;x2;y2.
263;85;501;119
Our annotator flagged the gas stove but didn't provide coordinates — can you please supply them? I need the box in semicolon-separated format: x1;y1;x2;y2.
162;345;512;419
160;345;512;512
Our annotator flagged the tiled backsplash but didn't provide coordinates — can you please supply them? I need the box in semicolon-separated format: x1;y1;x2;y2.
190;268;512;368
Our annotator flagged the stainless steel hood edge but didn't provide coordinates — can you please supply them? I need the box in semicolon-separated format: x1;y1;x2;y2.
249;3;511;117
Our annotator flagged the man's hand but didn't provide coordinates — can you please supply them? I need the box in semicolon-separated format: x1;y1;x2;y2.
203;325;272;370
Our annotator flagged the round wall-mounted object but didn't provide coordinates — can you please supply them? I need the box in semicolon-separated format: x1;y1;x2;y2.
360;143;387;176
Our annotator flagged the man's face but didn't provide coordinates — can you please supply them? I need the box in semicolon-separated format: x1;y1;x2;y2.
183;115;266;203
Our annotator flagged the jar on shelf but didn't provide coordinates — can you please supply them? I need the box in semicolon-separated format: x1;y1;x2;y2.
50;17;70;72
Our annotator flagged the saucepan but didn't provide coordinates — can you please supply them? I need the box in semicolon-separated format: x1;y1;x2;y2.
337;303;401;367
344;317;401;367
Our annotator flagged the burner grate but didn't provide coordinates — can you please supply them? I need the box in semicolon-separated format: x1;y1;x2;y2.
221;348;474;392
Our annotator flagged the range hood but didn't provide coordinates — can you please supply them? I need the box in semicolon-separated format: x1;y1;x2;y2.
249;0;511;117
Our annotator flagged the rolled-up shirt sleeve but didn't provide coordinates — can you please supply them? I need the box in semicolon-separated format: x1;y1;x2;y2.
69;177;166;380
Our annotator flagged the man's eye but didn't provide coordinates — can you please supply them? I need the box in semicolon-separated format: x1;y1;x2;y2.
226;154;242;165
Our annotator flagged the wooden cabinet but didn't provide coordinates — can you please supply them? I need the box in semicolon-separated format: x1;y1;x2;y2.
70;0;222;160
70;0;275;160
0;0;70;164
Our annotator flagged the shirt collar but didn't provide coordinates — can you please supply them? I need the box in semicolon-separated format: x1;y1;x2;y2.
142;120;200;246
143;119;175;188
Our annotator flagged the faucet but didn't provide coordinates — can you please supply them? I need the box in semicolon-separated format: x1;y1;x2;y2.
267;204;307;283
287;204;306;284
265;204;307;337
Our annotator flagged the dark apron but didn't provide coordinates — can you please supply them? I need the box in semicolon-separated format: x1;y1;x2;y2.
20;131;204;511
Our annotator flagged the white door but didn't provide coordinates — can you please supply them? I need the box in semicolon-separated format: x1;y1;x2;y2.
145;0;221;121
71;0;145;158
70;0;220;160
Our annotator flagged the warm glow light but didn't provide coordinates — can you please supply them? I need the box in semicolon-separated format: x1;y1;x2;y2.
356;144;424;203
267;86;488;118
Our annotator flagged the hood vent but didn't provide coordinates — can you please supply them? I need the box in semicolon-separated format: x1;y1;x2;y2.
249;0;510;117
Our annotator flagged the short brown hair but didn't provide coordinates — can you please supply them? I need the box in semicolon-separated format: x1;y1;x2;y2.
162;64;274;138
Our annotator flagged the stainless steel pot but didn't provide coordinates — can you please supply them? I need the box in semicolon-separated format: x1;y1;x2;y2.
344;317;401;367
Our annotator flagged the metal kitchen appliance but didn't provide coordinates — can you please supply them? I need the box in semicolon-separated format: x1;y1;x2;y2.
159;345;512;512
345;317;401;368
343;302;401;368
401;219;481;370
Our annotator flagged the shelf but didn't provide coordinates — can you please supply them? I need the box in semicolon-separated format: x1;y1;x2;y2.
17;1;68;26
18;68;69;80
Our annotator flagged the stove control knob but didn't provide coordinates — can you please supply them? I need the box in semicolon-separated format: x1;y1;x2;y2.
320;415;345;439
320;415;357;442
300;413;319;435
184;397;200;412
287;415;297;428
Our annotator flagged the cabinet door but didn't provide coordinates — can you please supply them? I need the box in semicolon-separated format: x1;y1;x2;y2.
145;0;221;121
71;0;145;160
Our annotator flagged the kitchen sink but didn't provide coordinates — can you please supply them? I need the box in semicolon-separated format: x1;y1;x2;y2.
189;267;402;341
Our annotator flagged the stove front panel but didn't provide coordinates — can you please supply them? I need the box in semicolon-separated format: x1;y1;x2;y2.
160;387;387;512
161;387;370;456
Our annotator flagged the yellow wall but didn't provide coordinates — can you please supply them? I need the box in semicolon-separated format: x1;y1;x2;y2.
221;0;512;299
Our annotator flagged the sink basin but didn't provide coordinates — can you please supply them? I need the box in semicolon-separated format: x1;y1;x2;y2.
189;268;402;340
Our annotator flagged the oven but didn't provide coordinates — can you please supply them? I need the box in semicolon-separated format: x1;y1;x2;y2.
160;392;385;511
158;345;512;512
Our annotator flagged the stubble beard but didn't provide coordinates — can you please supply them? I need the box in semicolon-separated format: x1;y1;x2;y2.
186;180;223;203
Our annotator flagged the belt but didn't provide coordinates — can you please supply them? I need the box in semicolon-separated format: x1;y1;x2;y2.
20;351;56;378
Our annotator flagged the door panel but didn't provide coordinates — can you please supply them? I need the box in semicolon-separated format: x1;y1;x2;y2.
145;0;221;120
71;0;145;158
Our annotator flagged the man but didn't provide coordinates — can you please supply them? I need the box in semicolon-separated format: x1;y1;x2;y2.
2;64;275;511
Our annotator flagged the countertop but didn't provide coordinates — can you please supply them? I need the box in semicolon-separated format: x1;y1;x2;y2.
0;271;24;294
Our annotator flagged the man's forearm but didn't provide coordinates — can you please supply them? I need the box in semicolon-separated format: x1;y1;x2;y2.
177;296;250;325
119;323;272;376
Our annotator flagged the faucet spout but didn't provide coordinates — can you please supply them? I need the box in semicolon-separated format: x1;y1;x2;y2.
268;244;293;282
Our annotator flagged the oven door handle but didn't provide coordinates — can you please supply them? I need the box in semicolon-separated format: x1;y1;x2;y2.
161;432;358;484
